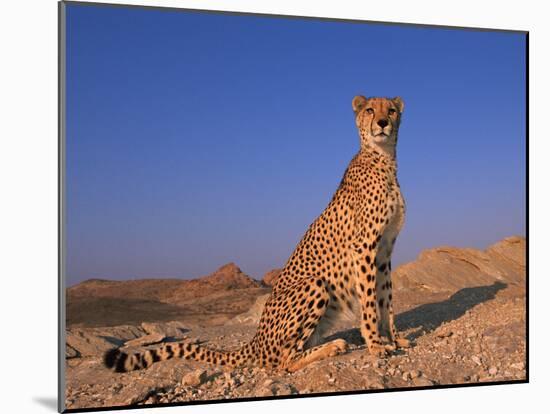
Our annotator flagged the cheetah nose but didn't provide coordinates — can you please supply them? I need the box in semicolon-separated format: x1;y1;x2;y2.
377;119;389;129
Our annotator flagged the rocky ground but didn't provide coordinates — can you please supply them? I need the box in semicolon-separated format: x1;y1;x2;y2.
64;236;526;410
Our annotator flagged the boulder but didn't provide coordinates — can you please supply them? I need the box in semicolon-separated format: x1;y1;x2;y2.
124;333;165;348
141;321;188;338
226;294;270;325
181;370;208;387
66;325;145;357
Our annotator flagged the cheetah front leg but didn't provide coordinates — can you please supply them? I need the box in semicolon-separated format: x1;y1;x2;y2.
375;246;410;349
351;245;393;357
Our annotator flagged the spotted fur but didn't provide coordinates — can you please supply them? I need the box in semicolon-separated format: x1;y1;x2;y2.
103;95;409;373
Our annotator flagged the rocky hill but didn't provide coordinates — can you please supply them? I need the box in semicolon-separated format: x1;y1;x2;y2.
64;236;526;410
67;263;268;327
394;236;525;293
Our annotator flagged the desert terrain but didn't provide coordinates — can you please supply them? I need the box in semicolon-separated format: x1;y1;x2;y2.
64;236;526;410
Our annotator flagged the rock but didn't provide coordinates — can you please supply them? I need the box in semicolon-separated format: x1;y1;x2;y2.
141;321;188;338
257;380;293;397
412;377;433;387
227;294;270;325
66;344;80;359
393;236;525;293
257;386;274;397
181;370;208;387
66;325;144;357
200;263;262;290
67;262;267;328
410;370;421;379
369;380;385;389
486;236;526;268
488;367;498;376
471;356;482;366
228;376;239;387
275;383;295;395
402;372;411;381
124;333;166;347
510;362;525;370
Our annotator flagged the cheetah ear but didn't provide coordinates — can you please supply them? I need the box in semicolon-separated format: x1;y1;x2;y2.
392;97;404;113
352;95;368;114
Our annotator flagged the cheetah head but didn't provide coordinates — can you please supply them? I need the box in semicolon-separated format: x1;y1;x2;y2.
352;95;404;156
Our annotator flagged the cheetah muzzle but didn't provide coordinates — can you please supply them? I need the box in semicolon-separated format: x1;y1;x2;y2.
104;95;410;373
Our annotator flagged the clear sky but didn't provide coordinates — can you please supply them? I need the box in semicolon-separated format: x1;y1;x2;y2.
65;3;526;286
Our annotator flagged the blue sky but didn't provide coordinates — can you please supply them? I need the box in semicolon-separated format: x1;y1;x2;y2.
65;3;526;285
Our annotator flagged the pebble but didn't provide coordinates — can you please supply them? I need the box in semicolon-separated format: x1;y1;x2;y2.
181;370;207;387
471;356;482;366
510;362;525;370
410;370;421;379
488;367;498;376
412;377;433;387
369;380;385;389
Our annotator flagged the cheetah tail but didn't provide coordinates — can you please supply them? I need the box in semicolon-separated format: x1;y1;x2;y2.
103;341;254;373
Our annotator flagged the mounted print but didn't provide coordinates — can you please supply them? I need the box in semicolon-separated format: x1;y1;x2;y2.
58;1;528;412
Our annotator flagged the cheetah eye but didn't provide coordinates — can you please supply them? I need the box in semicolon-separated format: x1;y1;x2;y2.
388;108;396;115
366;108;374;114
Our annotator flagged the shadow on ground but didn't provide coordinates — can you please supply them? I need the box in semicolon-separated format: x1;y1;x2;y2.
327;281;507;346
396;281;507;339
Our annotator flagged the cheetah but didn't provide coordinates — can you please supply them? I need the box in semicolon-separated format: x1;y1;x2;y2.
104;95;410;373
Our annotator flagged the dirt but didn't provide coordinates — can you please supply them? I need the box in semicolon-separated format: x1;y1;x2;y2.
64;236;526;410
67;263;269;327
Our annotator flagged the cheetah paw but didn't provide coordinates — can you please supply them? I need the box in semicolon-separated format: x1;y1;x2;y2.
368;343;388;357
328;339;348;356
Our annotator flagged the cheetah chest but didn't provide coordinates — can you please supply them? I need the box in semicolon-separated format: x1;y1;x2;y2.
382;186;405;249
